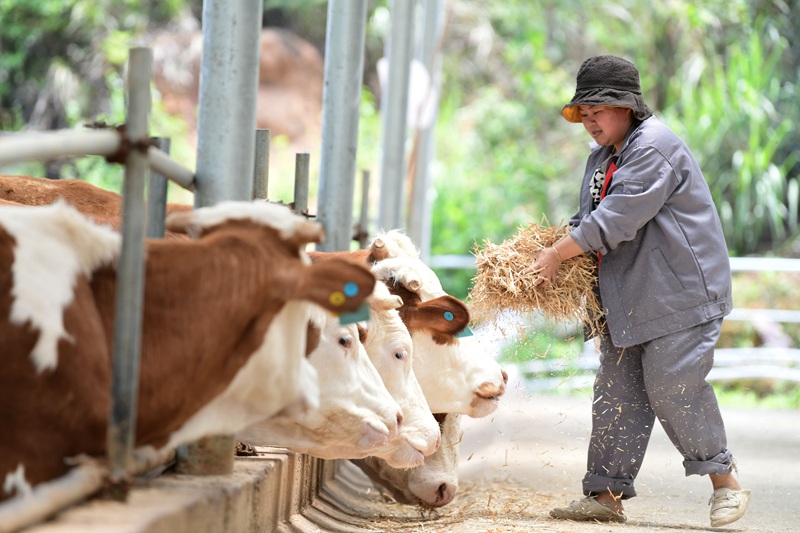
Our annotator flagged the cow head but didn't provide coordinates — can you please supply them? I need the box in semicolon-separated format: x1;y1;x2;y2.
355;281;441;469
237;304;403;459
371;256;508;418
352;412;462;508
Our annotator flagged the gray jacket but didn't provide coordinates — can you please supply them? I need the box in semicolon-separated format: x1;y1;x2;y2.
570;116;732;347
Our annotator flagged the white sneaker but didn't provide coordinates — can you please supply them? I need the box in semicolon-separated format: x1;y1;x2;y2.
709;487;751;527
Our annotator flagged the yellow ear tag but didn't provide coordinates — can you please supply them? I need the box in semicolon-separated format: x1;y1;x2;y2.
329;291;346;307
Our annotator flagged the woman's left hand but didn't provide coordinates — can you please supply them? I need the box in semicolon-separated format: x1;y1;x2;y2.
524;247;562;286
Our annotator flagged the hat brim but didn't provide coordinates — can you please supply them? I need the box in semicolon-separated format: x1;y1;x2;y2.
562;87;653;123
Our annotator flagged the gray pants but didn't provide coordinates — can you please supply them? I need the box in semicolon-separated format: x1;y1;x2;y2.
583;318;735;499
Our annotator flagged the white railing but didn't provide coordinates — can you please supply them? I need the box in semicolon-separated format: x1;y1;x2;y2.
432;255;800;390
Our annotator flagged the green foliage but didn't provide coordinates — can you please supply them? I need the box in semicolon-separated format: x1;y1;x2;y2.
661;17;799;255
429;0;800;269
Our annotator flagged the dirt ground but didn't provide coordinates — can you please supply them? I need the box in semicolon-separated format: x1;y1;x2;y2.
329;369;800;533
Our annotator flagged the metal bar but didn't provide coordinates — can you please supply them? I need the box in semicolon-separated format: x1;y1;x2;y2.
253;129;271;200
294;152;310;215
317;0;369;251
0;448;175;531
408;0;444;263
193;0;262;206
177;0;263;475
107;46;151;489
358;169;371;248
146;138;170;239
146;145;195;191
0;129;195;191
377;0;416;231
0;129;120;166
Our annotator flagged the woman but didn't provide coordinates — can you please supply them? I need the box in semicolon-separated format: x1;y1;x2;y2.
531;55;750;527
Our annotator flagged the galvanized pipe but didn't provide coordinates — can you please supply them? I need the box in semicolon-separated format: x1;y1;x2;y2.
107;46;151;488
193;0;263;206
0;448;175;531
146;137;170;239
294;152;310;215
408;0;444;262
377;0;416;231
358;169;371;248
0;129;120;166
317;0;369;251
146;146;195;190
253;129;271;200
0;129;194;191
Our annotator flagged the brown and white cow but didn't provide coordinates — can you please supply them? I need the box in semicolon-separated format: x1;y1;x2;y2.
0;200;376;500
236;303;405;461
355;281;440;467
352;412;462;508
0;174;191;238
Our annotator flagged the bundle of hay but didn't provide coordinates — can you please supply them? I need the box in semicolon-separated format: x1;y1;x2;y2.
467;221;602;333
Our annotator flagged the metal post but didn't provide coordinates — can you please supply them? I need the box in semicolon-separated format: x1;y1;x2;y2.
194;0;263;206
317;0;369;251
253;129;271;200
408;0;444;262
358;170;371;248
294;153;310;216
178;0;263;475
377;0;416;231
107;47;151;494
146;137;170;239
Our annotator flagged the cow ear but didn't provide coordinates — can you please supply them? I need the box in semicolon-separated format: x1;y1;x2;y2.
407;295;471;336
370;292;403;312
370;236;391;261
286;220;325;248
302;258;376;313
165;209;198;236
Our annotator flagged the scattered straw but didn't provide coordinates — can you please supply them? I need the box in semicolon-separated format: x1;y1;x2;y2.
467;221;602;334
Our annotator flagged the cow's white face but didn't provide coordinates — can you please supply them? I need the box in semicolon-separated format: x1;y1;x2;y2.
371;257;508;418
238;306;402;458
358;283;440;468
412;333;506;418
353;412;461;508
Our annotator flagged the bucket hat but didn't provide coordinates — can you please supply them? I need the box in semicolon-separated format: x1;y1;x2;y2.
562;55;653;123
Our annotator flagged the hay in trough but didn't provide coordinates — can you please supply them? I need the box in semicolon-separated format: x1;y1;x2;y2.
467;221;602;334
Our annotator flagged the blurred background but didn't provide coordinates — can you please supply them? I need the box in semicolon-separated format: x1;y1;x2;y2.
2;0;798;406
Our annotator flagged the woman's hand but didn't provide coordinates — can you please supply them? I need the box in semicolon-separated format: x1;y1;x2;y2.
524;246;563;286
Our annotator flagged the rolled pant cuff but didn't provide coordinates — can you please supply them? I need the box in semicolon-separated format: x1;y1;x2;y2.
583;473;637;499
683;450;734;476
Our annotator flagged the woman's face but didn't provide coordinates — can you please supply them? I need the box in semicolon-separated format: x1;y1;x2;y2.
577;105;633;151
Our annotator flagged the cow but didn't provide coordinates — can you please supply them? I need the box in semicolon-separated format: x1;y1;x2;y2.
0;174;191;238
236;302;406;462
310;231;508;419
238;281;440;469
0;200;376;500
352;412;462;508
355;281;440;466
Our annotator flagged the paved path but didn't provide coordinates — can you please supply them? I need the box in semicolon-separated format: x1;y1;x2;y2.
452;370;800;532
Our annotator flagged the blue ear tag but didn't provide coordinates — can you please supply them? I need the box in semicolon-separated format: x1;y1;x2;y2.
343;282;359;298
338;302;371;325
454;325;474;338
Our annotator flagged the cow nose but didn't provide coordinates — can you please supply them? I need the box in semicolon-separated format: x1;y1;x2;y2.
396;411;404;429
435;482;456;506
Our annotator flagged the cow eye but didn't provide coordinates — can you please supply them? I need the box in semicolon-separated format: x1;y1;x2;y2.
394;350;405;360
338;336;352;349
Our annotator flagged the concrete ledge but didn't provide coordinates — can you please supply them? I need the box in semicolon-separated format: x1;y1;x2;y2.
22;452;291;533
12;449;411;533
